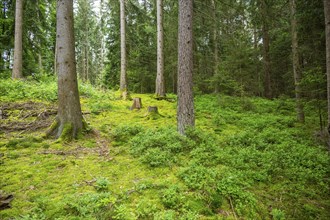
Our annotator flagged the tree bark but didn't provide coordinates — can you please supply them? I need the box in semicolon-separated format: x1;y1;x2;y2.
177;0;195;135
290;0;304;123
120;0;128;98
260;0;272;99
324;0;330;144
12;0;23;79
211;0;219;93
155;0;166;98
48;0;84;140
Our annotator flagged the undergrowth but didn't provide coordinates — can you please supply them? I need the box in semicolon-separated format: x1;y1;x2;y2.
0;79;329;219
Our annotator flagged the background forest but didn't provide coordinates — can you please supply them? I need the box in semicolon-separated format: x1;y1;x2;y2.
0;0;330;219
0;0;326;98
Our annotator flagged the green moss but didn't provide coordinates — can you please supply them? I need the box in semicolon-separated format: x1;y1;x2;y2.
1;80;329;220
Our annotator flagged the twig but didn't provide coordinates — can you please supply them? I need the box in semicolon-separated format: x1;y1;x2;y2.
229;196;238;220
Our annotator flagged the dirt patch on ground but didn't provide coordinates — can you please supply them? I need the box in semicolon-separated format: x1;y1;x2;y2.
0;101;56;134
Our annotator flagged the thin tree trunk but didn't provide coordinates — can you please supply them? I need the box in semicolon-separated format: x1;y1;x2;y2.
54;40;57;75
12;0;23;79
155;0;165;97
211;0;219;93
120;0;128;99
100;0;105;72
48;0;84;140
38;53;43;74
324;0;330;146
260;0;272;98
177;0;194;135
290;0;304;123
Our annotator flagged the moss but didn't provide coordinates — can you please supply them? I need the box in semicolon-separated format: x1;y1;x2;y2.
58;123;74;142
1;80;330;219
45;117;60;138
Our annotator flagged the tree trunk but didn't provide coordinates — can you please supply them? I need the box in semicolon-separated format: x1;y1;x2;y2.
211;0;219;93
177;0;195;135
260;0;272;99
12;0;23;79
120;0;128;99
47;0;84;140
290;0;304;123
324;0;330;146
54;40;57;75
155;0;166;98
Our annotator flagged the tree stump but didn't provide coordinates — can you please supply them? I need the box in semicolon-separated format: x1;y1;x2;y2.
147;106;158;113
130;97;142;110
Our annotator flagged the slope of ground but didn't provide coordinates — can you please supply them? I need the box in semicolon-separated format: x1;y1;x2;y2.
0;79;329;219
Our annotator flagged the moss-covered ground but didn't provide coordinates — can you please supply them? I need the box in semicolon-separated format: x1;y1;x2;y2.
0;79;329;219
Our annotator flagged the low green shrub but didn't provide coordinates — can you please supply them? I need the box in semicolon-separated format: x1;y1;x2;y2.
130;127;194;167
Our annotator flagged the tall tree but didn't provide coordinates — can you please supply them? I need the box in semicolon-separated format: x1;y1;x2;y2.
211;0;219;93
47;0;84;139
324;0;330;141
155;0;165;97
260;0;272;98
12;0;23;79
290;0;304;123
120;0;128;99
177;0;194;135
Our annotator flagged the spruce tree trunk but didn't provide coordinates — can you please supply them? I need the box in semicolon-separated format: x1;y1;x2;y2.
12;0;23;79
120;0;128;99
211;0;219;93
48;0;84;140
177;0;195;135
260;0;272;98
324;0;330;144
155;0;166;98
290;0;304;123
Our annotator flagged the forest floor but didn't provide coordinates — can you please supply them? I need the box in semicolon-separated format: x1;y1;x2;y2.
0;79;329;220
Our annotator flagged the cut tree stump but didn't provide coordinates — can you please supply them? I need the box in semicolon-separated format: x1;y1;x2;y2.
130;97;142;110
147;106;158;113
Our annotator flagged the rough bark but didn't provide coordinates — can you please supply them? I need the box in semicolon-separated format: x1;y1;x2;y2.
290;0;304;123
324;0;330;144
12;0;23;79
47;0;84;140
155;0;166;98
177;0;195;135
260;0;272;99
120;0;128;98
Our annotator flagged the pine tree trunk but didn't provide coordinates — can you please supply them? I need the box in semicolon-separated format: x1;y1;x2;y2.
12;0;23;79
177;0;195;135
211;0;219;93
324;0;330;144
48;0;84;140
260;0;272;99
155;0;166;98
120;0;128;98
290;0;304;123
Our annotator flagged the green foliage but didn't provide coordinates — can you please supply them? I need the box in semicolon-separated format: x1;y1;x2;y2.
4;136;43;149
94;177;111;192
130;127;193;167
271;209;286;220
0;79;57;102
110;124;144;143
1;80;329;220
160;185;185;209
64;192;115;218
